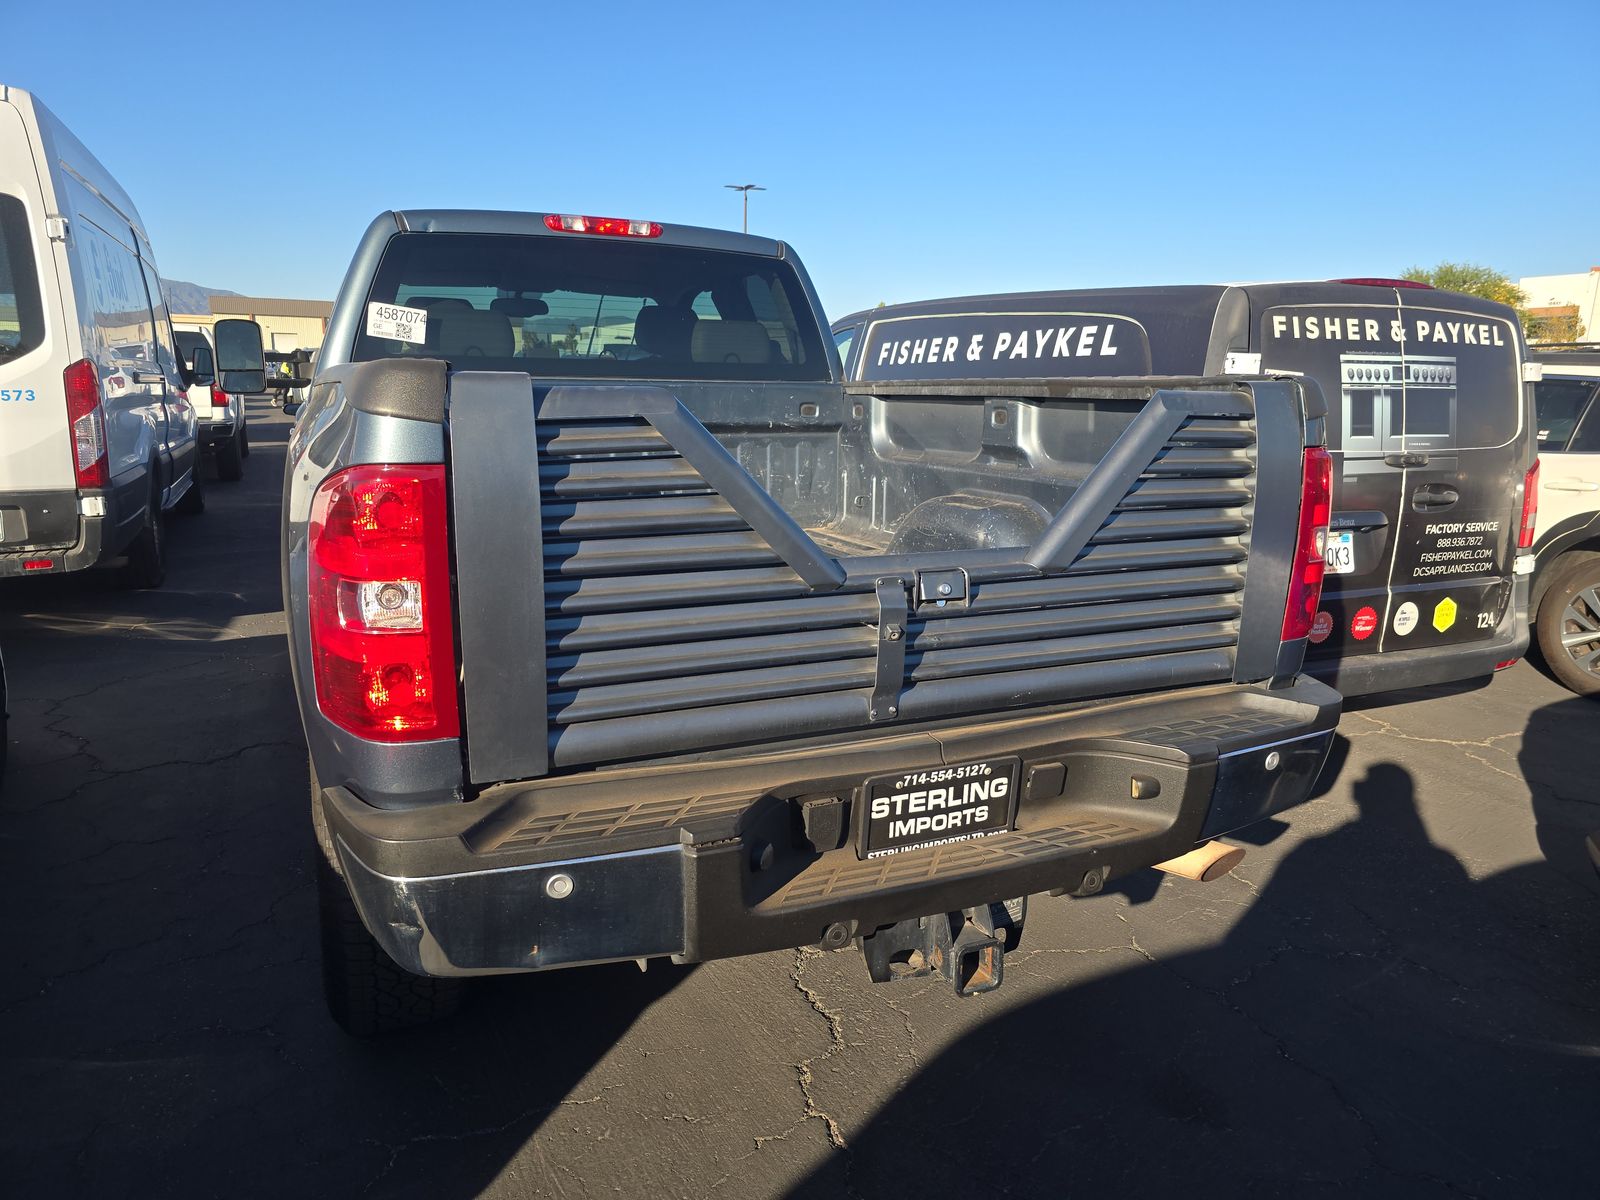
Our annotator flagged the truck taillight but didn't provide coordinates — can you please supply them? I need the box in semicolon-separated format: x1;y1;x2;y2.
1518;459;1539;549
307;465;459;742
542;213;662;238
1282;446;1333;642
63;358;109;488
211;383;228;412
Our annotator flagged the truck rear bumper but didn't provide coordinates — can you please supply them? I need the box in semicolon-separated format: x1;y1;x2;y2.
324;676;1341;978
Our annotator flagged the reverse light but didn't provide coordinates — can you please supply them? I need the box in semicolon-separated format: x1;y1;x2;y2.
542;213;663;238
307;465;459;742
1282;446;1334;641
1518;459;1540;549
63;358;109;489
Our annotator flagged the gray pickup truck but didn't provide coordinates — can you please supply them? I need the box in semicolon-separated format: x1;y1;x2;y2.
284;209;1342;1034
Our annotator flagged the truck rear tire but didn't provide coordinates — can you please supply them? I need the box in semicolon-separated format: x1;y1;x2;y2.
311;765;463;1036
216;430;244;482
1535;555;1600;696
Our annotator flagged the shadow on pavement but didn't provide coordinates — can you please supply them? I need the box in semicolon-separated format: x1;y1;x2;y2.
789;747;1600;1198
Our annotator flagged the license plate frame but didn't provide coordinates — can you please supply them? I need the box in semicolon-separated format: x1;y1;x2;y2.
1325;530;1355;575
856;757;1020;860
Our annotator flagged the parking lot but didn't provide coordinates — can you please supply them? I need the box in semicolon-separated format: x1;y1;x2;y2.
1;397;1596;1198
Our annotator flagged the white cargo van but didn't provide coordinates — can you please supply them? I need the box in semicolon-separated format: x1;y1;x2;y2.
0;85;264;586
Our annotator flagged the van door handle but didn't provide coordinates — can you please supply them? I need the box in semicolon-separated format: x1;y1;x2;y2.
1547;478;1600;492
133;371;165;385
1384;452;1429;468
1412;484;1459;510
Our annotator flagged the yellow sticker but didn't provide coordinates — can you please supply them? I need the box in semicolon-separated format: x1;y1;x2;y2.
1432;596;1458;632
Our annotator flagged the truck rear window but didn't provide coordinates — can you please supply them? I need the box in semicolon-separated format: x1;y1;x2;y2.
352;233;829;382
0;194;45;362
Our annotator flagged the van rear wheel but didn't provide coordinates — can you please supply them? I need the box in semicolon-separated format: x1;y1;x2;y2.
1536;555;1600;696
311;764;464;1036
119;495;165;589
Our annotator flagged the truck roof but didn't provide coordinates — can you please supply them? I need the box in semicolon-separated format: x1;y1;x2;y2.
389;209;787;259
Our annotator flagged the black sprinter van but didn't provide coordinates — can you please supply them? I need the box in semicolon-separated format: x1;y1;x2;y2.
833;281;1538;696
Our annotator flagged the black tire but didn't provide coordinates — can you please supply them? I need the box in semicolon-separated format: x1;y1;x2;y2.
216;429;244;482
311;764;463;1036
240;419;250;459
119;493;166;589
1536;555;1600;697
176;464;205;516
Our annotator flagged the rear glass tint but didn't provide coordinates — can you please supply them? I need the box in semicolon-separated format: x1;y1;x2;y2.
1534;379;1598;451
0;194;45;362
353;233;828;382
1261;303;1521;453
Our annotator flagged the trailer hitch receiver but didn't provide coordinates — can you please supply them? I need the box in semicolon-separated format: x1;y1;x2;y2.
859;899;1026;996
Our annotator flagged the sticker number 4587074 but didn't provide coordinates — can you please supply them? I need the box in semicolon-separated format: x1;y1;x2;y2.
0;388;37;402
366;301;428;345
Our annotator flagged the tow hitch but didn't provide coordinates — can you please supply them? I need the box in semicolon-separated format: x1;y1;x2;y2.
859;899;1026;996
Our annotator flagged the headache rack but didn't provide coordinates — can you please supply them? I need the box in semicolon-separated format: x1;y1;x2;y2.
444;374;1309;784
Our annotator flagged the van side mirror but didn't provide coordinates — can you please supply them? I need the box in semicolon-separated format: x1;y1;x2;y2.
190;344;215;387
214;318;265;395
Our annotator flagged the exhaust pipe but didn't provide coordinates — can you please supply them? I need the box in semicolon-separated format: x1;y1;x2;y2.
1153;840;1245;883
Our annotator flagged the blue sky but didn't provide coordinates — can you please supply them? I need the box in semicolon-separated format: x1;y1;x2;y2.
7;0;1595;317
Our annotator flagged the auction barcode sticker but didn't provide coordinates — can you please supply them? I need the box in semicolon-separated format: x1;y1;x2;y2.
366;301;427;345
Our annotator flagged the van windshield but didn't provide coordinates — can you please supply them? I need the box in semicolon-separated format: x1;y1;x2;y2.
0;194;45;363
351;232;829;382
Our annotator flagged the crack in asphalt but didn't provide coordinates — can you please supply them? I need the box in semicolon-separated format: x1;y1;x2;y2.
787;948;849;1152
1346;711;1524;786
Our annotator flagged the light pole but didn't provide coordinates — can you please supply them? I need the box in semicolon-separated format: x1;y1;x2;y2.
724;183;765;233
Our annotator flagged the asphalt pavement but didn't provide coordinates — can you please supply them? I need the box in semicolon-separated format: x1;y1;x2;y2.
2;397;1597;1198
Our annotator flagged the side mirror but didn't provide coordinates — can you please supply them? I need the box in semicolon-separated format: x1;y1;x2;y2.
190;345;215;387
214;318;265;395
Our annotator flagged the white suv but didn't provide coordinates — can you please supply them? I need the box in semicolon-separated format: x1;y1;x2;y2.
1529;344;1600;693
174;326;249;480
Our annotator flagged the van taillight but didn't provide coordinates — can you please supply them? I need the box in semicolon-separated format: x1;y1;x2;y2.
307;465;459;742
1282;446;1334;641
1518;459;1540;549
63;358;108;488
211;383;228;411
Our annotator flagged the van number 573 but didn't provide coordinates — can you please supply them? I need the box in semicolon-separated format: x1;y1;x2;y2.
0;388;37;402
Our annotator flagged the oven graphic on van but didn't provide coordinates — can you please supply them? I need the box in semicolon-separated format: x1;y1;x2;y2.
1339;352;1458;454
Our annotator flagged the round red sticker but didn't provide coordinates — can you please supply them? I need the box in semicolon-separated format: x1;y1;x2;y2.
1308;611;1334;644
1351;606;1379;641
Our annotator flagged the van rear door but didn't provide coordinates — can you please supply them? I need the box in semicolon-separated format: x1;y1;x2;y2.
1258;298;1406;663
0;98;74;516
1386;296;1524;655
